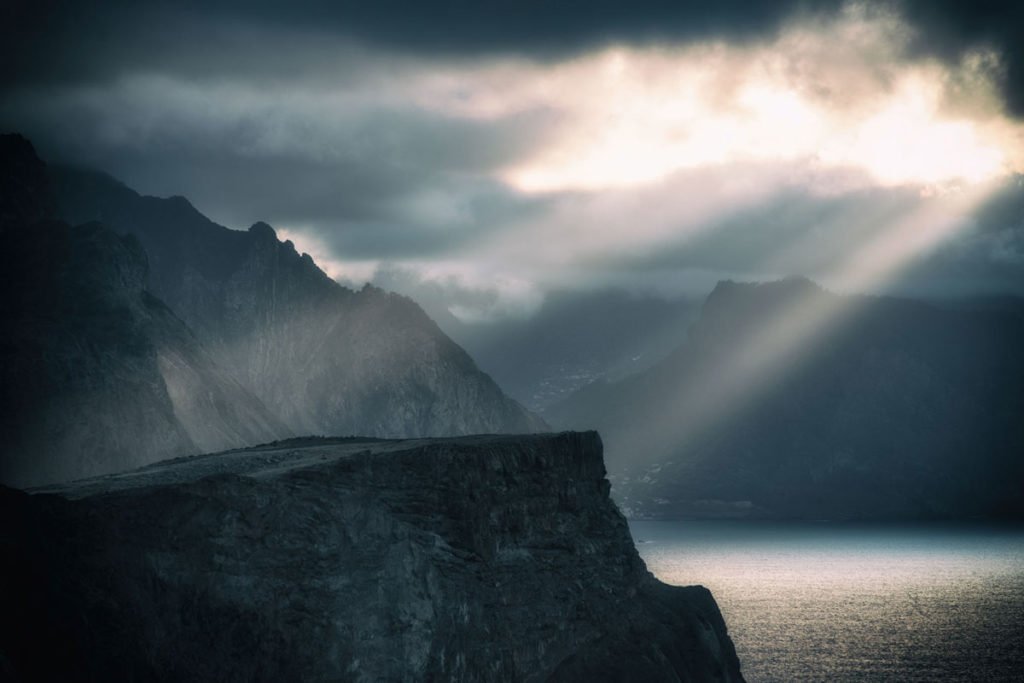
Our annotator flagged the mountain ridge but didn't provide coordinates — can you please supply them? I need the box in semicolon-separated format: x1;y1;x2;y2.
48;160;546;439
550;277;1024;520
0;133;544;486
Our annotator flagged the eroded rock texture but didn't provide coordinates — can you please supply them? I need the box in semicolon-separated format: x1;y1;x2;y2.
0;432;743;682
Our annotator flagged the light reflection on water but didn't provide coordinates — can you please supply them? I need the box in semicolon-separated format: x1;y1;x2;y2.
630;521;1024;682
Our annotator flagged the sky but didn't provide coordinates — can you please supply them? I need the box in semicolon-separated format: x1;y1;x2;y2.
3;0;1024;320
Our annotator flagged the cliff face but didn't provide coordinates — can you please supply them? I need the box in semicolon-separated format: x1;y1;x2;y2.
550;279;1024;520
1;432;743;682
49;165;545;437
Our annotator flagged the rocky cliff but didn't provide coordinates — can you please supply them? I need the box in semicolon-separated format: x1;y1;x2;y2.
0;431;743;682
49;164;544;437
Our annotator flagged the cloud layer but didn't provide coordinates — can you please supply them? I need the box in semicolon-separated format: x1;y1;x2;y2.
3;1;1023;319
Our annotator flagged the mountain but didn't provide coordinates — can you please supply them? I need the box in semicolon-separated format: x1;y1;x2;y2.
549;278;1024;520
48;163;544;438
397;285;699;412
0;135;289;486
1;432;744;681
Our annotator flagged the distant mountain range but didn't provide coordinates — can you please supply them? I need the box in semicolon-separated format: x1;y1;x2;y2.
0;134;543;487
401;286;699;411
549;278;1024;520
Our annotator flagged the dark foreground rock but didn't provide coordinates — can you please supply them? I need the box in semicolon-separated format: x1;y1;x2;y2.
0;432;742;682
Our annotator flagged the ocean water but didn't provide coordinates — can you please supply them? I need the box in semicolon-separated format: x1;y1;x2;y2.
630;521;1024;682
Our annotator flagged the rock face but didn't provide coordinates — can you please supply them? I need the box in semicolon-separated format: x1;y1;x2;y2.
0;220;291;487
49;164;544;437
550;279;1024;520
0;136;290;486
0;432;743;682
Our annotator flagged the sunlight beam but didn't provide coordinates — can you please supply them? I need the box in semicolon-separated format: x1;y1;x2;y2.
629;182;998;465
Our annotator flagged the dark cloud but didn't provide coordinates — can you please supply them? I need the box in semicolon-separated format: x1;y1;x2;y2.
900;0;1024;115
285;179;552;261
0;1;836;88
1;78;558;257
4;1;1024;115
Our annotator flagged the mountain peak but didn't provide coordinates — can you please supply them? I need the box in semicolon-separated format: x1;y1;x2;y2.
248;221;277;239
0;132;53;228
0;132;37;158
708;276;822;296
705;276;825;310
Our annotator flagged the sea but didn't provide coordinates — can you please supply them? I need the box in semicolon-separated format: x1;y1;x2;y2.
630;520;1024;682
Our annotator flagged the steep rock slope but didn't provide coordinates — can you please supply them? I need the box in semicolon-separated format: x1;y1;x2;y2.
49;165;544;436
0;219;291;486
1;432;744;682
0;135;289;486
550;279;1024;520
423;288;699;412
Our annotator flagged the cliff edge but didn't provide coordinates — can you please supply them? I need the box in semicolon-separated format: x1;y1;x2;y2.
0;431;743;682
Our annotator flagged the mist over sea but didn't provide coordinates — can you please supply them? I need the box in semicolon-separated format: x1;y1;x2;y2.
631;521;1024;682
